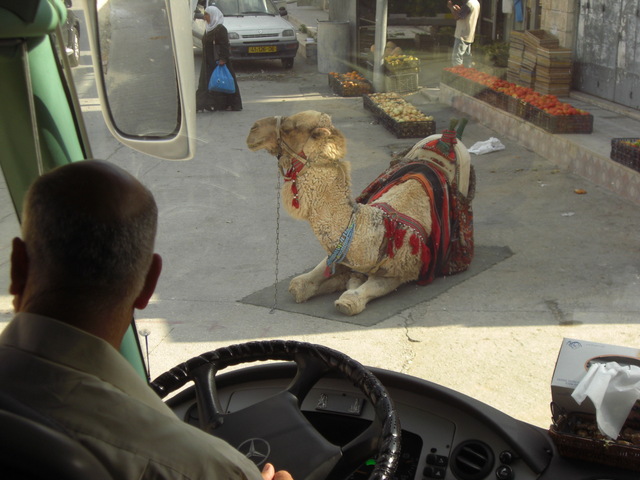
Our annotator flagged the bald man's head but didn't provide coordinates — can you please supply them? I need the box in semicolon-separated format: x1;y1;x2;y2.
20;160;158;307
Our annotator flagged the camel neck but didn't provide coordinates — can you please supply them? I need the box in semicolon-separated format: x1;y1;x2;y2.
301;164;355;250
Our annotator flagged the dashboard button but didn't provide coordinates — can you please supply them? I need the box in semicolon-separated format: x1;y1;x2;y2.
496;465;513;480
499;450;514;464
426;454;448;467
423;466;446;479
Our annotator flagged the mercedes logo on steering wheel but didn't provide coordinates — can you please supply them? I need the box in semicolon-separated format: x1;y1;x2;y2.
237;438;271;466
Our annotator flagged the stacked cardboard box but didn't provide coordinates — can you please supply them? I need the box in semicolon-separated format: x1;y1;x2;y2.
521;30;558;87
507;29;573;96
507;31;525;84
535;47;572;96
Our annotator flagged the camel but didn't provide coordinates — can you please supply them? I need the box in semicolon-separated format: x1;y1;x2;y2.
246;111;474;315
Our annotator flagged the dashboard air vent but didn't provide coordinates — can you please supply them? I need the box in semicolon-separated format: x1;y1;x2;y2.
450;440;495;480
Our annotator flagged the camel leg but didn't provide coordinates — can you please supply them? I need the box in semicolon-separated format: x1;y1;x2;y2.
335;275;405;316
289;258;351;303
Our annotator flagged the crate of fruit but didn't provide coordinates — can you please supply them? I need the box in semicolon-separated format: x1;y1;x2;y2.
475;89;510;111
362;93;435;138
328;71;372;97
362;93;384;116
384;55;420;75
506;96;529;118
611;138;640;171
379;114;436;138
526;106;594;134
384;72;419;93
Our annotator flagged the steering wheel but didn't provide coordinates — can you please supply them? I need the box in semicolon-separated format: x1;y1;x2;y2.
151;340;401;480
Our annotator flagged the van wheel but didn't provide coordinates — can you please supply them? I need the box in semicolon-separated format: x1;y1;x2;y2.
281;58;294;69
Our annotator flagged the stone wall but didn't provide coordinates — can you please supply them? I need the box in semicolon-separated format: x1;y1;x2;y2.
539;0;577;49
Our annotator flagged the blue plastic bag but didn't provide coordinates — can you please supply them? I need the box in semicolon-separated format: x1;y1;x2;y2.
208;64;236;94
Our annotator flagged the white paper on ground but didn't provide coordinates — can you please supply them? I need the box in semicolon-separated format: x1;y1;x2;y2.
468;137;506;155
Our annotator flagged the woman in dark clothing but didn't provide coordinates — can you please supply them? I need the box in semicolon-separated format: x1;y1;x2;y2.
196;6;243;112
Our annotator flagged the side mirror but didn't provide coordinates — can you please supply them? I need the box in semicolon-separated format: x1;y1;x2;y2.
279;7;288;16
80;0;196;160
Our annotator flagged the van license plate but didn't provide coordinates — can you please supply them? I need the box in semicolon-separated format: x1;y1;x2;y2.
248;46;277;53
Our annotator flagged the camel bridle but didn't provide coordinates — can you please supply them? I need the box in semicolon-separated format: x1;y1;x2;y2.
273;113;333;175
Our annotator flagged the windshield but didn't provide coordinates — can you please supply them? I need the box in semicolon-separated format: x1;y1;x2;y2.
213;0;278;15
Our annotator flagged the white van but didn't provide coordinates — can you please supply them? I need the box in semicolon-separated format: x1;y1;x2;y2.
192;0;299;69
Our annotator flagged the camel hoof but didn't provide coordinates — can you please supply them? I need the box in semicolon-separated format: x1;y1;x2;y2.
335;292;366;316
289;277;314;303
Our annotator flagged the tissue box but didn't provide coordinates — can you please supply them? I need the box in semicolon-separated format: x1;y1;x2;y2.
549;338;640;471
551;338;640;416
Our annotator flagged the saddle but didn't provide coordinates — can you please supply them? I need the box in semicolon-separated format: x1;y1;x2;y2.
356;125;475;282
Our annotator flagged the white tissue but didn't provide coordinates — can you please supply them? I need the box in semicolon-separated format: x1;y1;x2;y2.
571;361;640;439
468;137;505;155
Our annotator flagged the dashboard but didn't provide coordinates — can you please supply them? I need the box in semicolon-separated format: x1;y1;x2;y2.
166;362;637;480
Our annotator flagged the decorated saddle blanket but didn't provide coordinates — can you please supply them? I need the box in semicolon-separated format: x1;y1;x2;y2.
356;161;452;285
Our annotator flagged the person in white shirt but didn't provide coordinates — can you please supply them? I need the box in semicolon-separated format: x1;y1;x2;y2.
448;0;480;66
1;160;292;480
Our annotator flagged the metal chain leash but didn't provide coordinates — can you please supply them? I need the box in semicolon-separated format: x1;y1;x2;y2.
270;171;282;314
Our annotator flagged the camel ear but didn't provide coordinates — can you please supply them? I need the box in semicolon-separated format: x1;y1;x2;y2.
311;127;332;139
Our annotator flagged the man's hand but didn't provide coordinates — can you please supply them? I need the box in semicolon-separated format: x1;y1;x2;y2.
447;1;461;19
261;463;293;480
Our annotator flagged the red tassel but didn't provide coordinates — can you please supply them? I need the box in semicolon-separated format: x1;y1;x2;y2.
292;198;300;209
324;266;331;277
291;183;298;195
394;229;406;250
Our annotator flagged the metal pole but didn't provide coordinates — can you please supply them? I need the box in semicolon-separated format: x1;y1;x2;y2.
373;0;388;92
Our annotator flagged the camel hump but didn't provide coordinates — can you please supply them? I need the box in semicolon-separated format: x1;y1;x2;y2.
404;134;471;198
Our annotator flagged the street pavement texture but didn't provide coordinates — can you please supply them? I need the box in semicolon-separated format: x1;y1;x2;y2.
1;22;639;431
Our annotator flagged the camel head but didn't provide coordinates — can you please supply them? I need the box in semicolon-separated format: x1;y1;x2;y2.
246;111;347;173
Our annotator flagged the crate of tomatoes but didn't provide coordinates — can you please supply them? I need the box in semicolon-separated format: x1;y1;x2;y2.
610;138;640;172
526;105;593;134
328;71;372;97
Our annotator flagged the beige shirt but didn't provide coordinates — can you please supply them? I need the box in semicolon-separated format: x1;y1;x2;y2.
454;0;480;43
0;313;263;480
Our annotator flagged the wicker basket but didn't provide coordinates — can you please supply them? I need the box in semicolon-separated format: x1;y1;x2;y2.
610;138;640;172
549;407;640;472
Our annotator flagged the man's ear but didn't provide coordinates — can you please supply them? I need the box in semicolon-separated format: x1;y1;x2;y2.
133;253;162;310
9;238;28;296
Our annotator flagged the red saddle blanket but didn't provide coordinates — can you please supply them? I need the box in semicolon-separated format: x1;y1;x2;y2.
356;159;474;284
